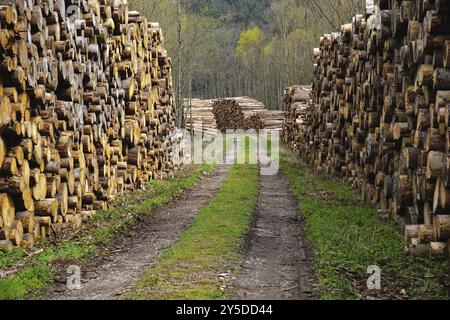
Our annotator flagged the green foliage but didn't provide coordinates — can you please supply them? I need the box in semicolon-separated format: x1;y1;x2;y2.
0;248;28;270
180;0;270;25
236;27;264;57
0;264;53;300
129;0;364;111
281;148;450;300
127;164;260;300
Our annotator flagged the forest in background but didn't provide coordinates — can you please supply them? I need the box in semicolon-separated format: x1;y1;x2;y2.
130;0;366;123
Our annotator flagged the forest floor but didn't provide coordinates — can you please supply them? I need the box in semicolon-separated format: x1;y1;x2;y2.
44;165;231;300
0;164;214;299
281;147;450;300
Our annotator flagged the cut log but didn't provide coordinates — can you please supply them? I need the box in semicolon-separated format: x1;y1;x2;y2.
15;211;34;233
35;198;59;222
8;220;23;246
0;136;4;168
21;233;35;248
434;215;450;240
430;242;448;255
0;239;12;250
0;193;14;228
427;152;445;180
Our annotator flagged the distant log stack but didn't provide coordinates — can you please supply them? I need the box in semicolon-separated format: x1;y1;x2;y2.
282;86;312;153
186;97;283;135
262;110;284;132
284;0;450;255
212;99;247;132
0;0;180;249
184;98;218;136
243;114;265;131
212;97;266;132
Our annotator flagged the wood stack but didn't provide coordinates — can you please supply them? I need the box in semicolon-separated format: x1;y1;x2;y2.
212;97;266;132
285;0;450;255
243;113;265;131
262;110;284;132
186;96;283;135
184;98;217;136
282;85;312;153
0;0;179;249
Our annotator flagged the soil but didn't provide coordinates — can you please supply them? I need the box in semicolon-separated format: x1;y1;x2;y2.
44;165;230;300
230;171;318;300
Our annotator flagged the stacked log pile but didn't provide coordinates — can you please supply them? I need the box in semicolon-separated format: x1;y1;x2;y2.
212;97;266;132
184;98;217;136
0;0;179;249
186;96;283;135
286;0;450;255
282;85;312;152
262;110;284;132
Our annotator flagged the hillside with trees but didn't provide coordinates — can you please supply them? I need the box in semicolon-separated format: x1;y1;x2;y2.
130;0;365;120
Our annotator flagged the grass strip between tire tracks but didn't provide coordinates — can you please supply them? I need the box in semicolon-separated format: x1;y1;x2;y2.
127;164;260;300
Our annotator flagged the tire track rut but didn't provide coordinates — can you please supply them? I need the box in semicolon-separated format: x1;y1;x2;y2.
230;171;317;300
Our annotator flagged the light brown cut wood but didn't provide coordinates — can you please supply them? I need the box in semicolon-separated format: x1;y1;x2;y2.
0;0;180;248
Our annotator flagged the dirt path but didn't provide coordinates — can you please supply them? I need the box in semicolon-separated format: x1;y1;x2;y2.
46;165;230;300
230;170;317;300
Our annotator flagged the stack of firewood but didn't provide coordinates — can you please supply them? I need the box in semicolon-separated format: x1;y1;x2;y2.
262;110;284;132
212;97;266;132
285;0;450;255
186;97;284;135
282;85;312;153
184;98;218;136
0;0;179;249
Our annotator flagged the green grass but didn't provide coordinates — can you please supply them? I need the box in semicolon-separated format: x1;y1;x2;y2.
281;147;450;300
127;164;260;300
0;164;213;300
